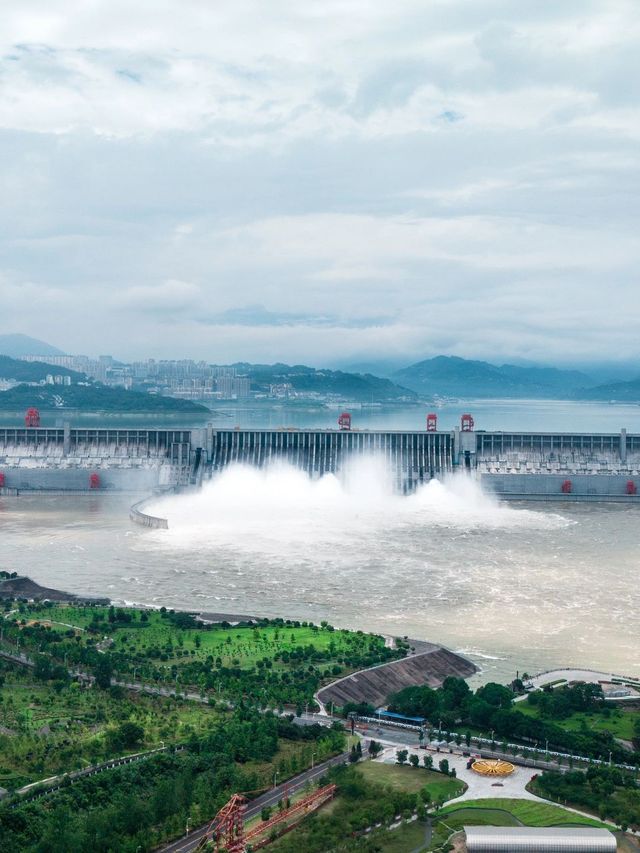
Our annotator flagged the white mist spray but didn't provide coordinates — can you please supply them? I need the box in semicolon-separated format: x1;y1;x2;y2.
147;457;568;555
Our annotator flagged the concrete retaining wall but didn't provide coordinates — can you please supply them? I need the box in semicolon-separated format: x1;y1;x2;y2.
481;473;640;501
129;497;169;530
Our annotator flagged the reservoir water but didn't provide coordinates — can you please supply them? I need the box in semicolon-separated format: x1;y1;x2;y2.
1;400;639;683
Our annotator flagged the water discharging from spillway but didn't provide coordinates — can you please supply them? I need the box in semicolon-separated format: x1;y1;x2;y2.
3;458;638;679
150;457;569;557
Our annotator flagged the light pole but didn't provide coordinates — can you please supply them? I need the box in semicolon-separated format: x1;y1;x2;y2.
185;817;191;836
273;770;279;789
311;752;316;770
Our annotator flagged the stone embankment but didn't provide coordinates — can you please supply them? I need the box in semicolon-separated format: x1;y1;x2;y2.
0;575;109;604
317;642;477;710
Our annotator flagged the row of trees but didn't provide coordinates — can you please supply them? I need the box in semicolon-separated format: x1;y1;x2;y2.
534;766;640;830
387;677;640;765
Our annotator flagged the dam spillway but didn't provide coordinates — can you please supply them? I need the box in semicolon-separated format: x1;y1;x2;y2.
210;429;455;491
1;422;640;500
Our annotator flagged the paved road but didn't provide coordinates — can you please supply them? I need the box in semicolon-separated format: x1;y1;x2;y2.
161;752;348;853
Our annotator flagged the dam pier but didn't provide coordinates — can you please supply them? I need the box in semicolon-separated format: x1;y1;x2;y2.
1;413;640;501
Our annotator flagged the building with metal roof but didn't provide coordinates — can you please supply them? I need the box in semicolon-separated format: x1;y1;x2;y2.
374;709;426;725
464;826;616;853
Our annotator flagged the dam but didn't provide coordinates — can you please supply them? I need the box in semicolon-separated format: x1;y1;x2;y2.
1;416;640;501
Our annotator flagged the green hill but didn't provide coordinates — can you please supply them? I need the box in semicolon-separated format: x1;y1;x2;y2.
0;383;209;413
0;334;65;358
231;362;416;402
0;355;83;383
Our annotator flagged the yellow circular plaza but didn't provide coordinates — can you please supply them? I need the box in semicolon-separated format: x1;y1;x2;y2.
471;758;515;776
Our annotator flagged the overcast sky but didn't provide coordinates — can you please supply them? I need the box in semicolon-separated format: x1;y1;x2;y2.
1;1;639;366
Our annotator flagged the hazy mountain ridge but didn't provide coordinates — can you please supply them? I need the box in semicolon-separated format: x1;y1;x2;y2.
574;376;640;402
0;334;65;358
393;356;597;399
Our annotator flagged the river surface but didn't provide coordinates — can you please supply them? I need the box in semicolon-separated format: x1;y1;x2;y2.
1;400;639;684
4;396;640;432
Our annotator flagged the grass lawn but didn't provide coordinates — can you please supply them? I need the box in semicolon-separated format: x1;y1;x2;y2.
440;798;608;828
516;702;638;741
359;761;465;801
373;820;429;852
8;603;390;676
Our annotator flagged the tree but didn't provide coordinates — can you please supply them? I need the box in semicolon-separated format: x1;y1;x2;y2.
438;758;449;775
119;721;145;748
419;787;431;807
94;655;113;689
423;754;433;770
396;749;408;765
261;806;272;821
387;685;439;718
476;682;514;709
106;721;145;752
368;739;383;757
409;754;420;768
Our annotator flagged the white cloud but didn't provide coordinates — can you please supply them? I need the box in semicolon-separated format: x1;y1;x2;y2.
0;1;639;364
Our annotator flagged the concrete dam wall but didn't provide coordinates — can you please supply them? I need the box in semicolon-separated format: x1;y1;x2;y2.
210;429;455;491
0;426;198;492
2;422;640;501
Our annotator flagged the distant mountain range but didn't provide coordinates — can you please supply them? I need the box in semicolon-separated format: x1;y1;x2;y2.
393;356;589;399
0;334;65;358
576;377;640;402
3;333;640;403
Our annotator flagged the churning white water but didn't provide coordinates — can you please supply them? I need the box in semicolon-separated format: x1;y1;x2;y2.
149;459;569;558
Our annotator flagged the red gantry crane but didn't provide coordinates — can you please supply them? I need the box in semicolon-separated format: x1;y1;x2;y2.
195;784;337;852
